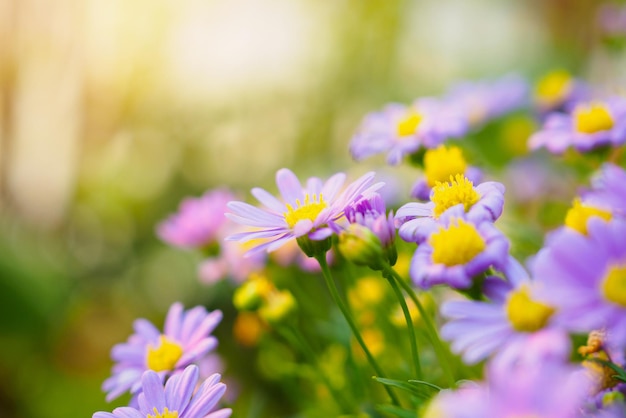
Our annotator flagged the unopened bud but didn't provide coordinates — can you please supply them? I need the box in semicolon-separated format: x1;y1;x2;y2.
259;290;297;325
338;224;385;270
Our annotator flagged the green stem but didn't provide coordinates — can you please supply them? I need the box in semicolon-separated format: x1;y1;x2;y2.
384;266;457;387
383;270;422;379
315;254;402;407
276;326;352;413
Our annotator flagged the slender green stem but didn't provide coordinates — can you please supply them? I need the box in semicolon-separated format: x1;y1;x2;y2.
315;255;402;407
383;270;422;379
384;265;457;387
276;325;352;413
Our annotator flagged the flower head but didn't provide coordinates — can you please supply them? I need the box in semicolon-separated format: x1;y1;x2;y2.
440;257;563;365
444;73;529;129
226;168;381;255
410;145;484;200
533;69;589;114
532;218;626;347
424;340;592;418
408;207;509;289
583;163;626;218
349;99;467;165
528;98;626;155
94;365;231;418
397;175;505;244
103;303;223;402
157;189;235;249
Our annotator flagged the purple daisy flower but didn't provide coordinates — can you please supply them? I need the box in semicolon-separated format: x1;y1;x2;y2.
349;98;467;165
444;73;530;129
94;365;231;418
408;206;509;289
103;303;223;402
584;163;626;217
226;168;382;254
425;344;592;418
532;69;590;115
157;189;235;249
484;358;592;418
397;174;505;244
532;218;626;347
440;256;564;365
528;97;626;155
408;144;484;201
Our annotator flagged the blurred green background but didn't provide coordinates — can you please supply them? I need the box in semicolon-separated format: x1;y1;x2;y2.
0;0;618;417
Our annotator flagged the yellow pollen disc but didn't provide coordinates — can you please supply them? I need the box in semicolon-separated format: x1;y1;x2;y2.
283;194;328;228
423;145;468;187
564;198;611;235
146;335;183;372
429;219;486;266
601;265;626;307
534;69;572;105
147;407;179;418
431;174;480;218
574;102;615;134
396;110;423;137
505;285;555;332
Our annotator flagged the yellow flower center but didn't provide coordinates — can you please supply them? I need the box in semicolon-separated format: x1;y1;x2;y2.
601;265;626;307
574;102;615;134
147;407;179;418
431;174;480;218
505;285;555;332
283;194;327;228
396;110;423;137
424;145;468;187
146;335;183;372
564;198;612;235
535;69;572;105
429;219;486;266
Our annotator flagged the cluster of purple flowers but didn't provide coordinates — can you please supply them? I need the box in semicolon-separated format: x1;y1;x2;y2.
93;64;626;417
425;163;626;417
95;303;231;418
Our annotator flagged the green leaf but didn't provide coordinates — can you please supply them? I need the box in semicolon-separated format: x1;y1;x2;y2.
407;380;443;392
373;377;440;400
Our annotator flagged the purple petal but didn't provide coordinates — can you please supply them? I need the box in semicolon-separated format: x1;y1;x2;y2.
276;168;304;203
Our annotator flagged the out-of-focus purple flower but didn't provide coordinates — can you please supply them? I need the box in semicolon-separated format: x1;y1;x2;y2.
94;365;232;418
157;189;235;249
529;98;626;155
484;357;592;418
422;382;487;418
408;206;509;289
440;256;563;365
226;168;382;255
597;3;626;37
424;346;592;418
349;98;467;165
444;73;530;129
584;163;626;218
397;174;505;244
103;303;223;402
503;156;578;203
533;69;590;115
197;226;266;284
409;144;483;201
532;218;626;347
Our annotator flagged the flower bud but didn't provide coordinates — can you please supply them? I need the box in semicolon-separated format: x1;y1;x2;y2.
233;274;273;311
338;223;385;270
258;290;297;325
